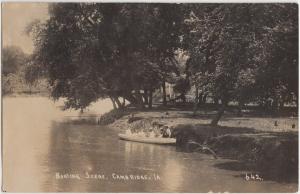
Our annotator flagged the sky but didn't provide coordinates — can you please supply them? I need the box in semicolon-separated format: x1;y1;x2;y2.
2;3;49;54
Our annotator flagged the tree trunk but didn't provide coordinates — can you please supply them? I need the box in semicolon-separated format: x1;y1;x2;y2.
295;93;298;107
279;94;285;110
202;94;207;105
182;94;186;103
211;100;227;126
135;90;145;109
148;89;153;109
198;92;203;105
214;97;219;106
193;88;199;116
122;97;126;107
237;101;244;116
143;89;149;105
114;97;123;109
123;93;138;105
272;97;279;114
110;97;117;109
279;99;284;109
162;81;167;106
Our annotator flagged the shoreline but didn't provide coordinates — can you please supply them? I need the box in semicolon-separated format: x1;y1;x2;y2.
107;108;298;183
3;91;50;98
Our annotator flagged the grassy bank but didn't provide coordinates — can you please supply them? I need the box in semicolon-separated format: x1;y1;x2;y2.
174;124;298;183
108;105;298;133
3;91;50;98
105;104;298;183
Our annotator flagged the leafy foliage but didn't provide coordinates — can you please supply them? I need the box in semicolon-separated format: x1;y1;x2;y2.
30;3;182;109
183;4;298;124
28;3;298;125
185;4;298;106
2;46;28;76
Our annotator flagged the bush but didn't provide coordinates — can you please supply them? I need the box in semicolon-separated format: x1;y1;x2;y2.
98;109;127;125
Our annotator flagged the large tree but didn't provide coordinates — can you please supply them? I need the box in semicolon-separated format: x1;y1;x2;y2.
184;4;298;125
29;3;182;110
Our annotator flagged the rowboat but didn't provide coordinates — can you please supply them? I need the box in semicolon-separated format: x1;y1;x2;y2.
118;133;176;145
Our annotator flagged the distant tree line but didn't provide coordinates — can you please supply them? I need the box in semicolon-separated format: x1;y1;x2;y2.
2;46;28;94
25;3;298;125
2;46;48;95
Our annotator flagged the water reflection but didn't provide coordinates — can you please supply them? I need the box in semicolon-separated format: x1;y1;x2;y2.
44;120;183;192
162;159;184;192
3;97;298;192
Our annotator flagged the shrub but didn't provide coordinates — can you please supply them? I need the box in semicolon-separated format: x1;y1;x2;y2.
98;109;127;125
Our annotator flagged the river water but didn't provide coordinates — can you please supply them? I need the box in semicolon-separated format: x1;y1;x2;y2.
2;96;297;192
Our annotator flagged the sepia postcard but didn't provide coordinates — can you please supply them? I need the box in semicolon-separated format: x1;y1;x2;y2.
1;2;298;193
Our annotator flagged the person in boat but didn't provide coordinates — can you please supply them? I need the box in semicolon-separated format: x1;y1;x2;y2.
149;123;161;138
161;126;172;138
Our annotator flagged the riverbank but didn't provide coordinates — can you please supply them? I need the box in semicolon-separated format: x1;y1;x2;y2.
106;106;298;183
3;91;50;98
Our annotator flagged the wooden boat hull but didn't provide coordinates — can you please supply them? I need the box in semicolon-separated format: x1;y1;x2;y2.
118;133;176;145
